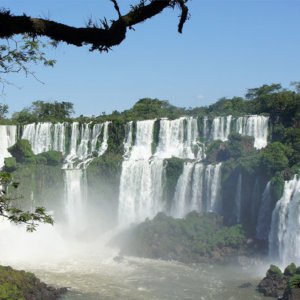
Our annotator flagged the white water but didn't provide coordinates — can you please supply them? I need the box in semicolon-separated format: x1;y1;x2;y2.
269;176;300;265
0;117;275;299
236;115;269;149
172;162;194;218
155;117;201;159
64;169;88;234
64;121;110;169
204;163;222;213
210;115;232;141
22;122;53;154
256;182;272;240
172;162;222;218
118;120;166;226
0;125;17;168
205;115;269;149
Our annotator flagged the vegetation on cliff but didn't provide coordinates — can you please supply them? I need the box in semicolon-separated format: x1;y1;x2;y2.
258;263;300;299
0;265;66;300
112;212;246;263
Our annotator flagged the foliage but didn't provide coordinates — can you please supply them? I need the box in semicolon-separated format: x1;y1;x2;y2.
36;150;63;166
267;265;283;277
288;275;300;289
8;139;35;163
12;100;74;123
3;157;16;172
261;142;290;176
114;212;245;263
0;265;66;299
164;157;184;204
0;172;54;232
284;263;297;276
0;34;56;87
0;103;8;119
270;173;285;200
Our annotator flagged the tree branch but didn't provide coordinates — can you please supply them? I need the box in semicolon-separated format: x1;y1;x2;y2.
0;0;189;52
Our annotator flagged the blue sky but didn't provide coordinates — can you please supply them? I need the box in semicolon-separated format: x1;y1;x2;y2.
1;0;299;116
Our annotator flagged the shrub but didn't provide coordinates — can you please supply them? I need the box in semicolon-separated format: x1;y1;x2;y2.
4;157;17;172
284;263;297;276
8;139;35;163
36;151;63;166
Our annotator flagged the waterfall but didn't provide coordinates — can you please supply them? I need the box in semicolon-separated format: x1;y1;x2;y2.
155;117;201;160
203;163;222;212
234;174;242;223
53;123;67;154
129;120;155;160
190;163;204;212
0;125;17;168
22;122;53;154
269;176;300;265
62;122;110;232
22;121;111;230
210;116;232;141
118;159;164;226
236;115;269;149
256;182;272;240
123;121;133;158
172;162;194;218
118;120;166;226
171;162;222;218
64;121;110;169
64;169;87;232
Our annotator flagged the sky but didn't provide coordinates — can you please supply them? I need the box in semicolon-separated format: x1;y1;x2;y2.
1;0;300;116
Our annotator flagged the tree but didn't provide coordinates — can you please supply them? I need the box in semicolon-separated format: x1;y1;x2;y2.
12;100;74;123
0;1;189;52
0;103;8;119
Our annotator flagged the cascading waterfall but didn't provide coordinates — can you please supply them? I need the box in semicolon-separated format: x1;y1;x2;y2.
269;176;300;265
190;163;205;212
0;125;17;168
64;121;109;169
62;122;110;231
119;116;206;226
22;122;54;154
210;115;232;141
234;174;242;223
155;117;201;160
123;121;133;158
172;162;195;218
256;182;272;240
172;162;222;218
1;115;270;233
205;115;269;149
64;169;87;232
236;115;269;149
22;121;111;232
118;120;166;226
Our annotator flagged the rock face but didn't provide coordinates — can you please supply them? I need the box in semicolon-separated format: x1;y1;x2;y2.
0;265;67;300
257;264;300;300
257;265;287;298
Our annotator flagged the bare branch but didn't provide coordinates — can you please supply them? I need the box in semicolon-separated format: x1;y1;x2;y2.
110;0;122;18
0;1;190;52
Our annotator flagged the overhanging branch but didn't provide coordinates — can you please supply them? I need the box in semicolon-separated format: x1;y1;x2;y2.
0;0;190;52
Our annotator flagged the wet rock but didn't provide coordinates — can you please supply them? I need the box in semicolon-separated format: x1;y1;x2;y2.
0;265;67;300
239;282;253;288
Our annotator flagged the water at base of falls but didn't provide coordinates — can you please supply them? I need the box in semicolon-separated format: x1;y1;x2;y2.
11;256;270;300
0;220;269;300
